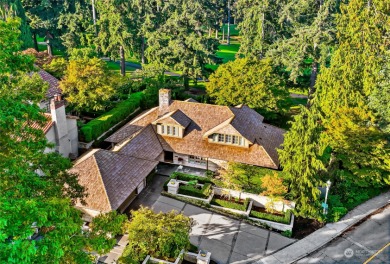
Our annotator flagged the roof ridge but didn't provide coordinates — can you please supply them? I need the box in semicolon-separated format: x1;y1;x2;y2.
93;151;113;210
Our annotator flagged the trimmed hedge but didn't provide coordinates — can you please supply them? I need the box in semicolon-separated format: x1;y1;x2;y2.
211;198;250;211
80;92;143;142
250;210;292;225
171;172;213;184
178;183;212;199
164;172;214;191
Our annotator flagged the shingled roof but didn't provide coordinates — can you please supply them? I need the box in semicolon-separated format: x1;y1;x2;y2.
70;149;158;212
153;110;192;128
107;99;285;169
38;69;62;98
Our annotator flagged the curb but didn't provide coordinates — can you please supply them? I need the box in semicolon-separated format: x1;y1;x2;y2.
257;191;390;264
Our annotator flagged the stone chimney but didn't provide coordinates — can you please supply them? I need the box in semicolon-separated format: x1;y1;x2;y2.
159;89;172;114
50;94;71;157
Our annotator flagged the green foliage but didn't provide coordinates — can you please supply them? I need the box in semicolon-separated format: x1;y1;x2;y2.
278;107;325;219
178;183;212;199
60;57;118;112
281;230;292;238
207;58;289;114
171;172;214;185
80;92;143;142
217;162;285;194
42;57;67;79
250;210;292;225
120;207;192;262
0;17;124;263
211;198;250;211
69;47;97;60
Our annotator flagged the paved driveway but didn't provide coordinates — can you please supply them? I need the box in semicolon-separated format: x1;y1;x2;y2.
135;175;295;264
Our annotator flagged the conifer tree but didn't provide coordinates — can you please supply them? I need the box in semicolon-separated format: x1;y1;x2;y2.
278;107;325;218
314;0;390;186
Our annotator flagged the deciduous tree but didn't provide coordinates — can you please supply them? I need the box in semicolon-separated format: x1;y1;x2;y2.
206;58;289;115
60;57;117;112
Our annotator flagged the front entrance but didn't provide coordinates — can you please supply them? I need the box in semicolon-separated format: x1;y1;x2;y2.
164;151;174;163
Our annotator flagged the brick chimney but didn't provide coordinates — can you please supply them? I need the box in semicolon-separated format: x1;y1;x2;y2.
159;89;172;114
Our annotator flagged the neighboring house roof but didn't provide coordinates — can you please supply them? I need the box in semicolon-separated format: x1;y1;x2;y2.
38;69;62;98
28;113;54;134
107;100;285;169
70;149;158;212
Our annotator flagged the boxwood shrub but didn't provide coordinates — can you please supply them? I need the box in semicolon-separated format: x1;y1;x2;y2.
171;172;213;184
80;92;143;142
178;183;212;198
250;210;292;225
211;198;250;211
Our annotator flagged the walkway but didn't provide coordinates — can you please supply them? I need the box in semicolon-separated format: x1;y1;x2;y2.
258;191;390;264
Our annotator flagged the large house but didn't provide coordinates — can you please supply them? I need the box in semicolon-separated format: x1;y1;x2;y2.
71;89;285;216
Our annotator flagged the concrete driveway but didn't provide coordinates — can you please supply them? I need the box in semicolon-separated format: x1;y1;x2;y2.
128;174;295;264
147;185;295;263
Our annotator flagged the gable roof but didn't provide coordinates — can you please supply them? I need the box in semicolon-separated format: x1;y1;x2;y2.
107;99;285;168
38;69;62;98
70;149;158;212
152;110;192;128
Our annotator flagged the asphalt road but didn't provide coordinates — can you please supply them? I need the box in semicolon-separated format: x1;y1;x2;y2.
296;205;390;264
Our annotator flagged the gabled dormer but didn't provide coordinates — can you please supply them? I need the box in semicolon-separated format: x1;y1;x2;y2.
203;117;251;148
152;110;192;138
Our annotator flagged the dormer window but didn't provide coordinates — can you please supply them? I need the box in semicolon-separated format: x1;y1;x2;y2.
157;124;182;138
213;133;245;146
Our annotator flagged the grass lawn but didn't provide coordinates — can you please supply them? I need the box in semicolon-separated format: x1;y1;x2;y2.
220;24;240;36
105;61;138;76
37;44;65;57
289;87;308;96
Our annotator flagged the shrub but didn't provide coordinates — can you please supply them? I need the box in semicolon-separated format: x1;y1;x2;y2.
329;207;348;222
250;210;292;224
80;92;143;142
211;198;250;211
281;230;292;238
178;183;212;199
171;172;213;184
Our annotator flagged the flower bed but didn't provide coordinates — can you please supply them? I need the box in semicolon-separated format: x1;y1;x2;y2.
178;183;212;199
210;196;250;211
250;207;292;225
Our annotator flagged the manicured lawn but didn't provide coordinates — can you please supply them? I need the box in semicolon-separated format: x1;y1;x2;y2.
105;61;137;76
220;24;240;36
37;44;65;56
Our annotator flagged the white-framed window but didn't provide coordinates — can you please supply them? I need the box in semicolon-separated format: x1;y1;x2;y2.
161;125;165;134
225;135;232;143
167;126;171;135
218;134;224;142
189;155;207;164
173;126;176;136
232;135;238;144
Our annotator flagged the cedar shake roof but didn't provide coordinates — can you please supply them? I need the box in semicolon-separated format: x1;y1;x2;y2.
153;110;192;128
71;149;158;212
107;99;285;169
117;125;163;160
28;113;54;134
38;69;62;98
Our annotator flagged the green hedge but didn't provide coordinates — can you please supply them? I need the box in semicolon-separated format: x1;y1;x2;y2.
171;172;213;184
250;210;292;225
80;92;144;142
178;183;212;199
211;198;250;211
164;172;214;191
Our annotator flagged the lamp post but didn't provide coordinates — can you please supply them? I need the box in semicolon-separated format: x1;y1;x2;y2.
323;180;331;214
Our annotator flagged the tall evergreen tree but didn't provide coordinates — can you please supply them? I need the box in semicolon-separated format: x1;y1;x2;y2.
269;0;339;102
278;107;325;218
314;0;390;186
145;0;219;89
236;0;286;58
